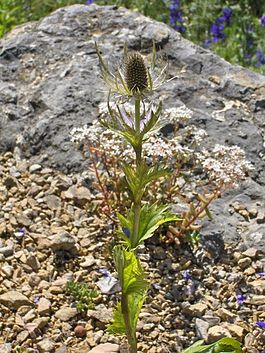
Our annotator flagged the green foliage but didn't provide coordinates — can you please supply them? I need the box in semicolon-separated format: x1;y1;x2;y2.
117;203;179;248
66;280;98;312
107;246;149;335
181;338;242;353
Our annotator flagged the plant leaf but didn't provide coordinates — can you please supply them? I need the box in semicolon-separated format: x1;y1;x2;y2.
108;246;149;336
133;203;180;248
107;302;126;335
181;338;242;353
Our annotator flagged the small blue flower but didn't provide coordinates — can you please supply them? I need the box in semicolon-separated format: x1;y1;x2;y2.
256;271;265;276
182;270;192;281
203;38;212;48
85;0;93;4
34;296;40;304
260;15;265;26
169;0;186;34
98;268;111;277
122;227;130;238
256;321;265;329
236;293;246;305
153;283;161;290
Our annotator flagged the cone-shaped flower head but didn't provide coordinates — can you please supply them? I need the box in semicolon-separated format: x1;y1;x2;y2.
95;42;168;98
124;53;148;93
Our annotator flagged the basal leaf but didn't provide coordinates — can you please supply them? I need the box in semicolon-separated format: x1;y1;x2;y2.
214;338;242;353
107;302;126;335
181;338;242;353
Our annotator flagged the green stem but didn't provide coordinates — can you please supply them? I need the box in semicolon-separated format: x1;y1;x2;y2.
121;295;137;353
135;94;141;134
132;95;142;249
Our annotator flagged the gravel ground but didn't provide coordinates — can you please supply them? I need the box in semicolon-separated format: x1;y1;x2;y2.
0;152;264;353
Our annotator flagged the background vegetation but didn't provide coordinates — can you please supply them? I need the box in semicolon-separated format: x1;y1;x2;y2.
0;0;264;74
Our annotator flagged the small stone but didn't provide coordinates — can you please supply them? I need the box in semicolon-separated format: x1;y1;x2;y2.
216;308;237;321
87;305;113;324
37;297;51;316
80;255;96;268
1;265;13;278
74;324;87;338
29;164;42;173
242;248;258;259
0;246;14;257
195;318;210;339
153;246;166;260
246;295;265;305
238;257;252;270
207;325;231;343
36;338;55;352
185;303;208;317
0;291;32;309
225;324;245;341
64;185;91;207
88;343;120;353
55;307;78;321
45;195;61;210
50;231;77;252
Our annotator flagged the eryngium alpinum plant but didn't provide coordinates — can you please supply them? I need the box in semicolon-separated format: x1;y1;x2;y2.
71;43;251;352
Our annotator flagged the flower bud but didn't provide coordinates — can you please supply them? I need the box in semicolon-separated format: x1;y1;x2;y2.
125;53;148;93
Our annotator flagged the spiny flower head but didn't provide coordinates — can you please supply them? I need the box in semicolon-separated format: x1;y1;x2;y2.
124;52;148;93
95;42;168;98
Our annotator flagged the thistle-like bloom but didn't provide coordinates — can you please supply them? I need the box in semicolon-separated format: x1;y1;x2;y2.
125;53;148;93
95;42;168;98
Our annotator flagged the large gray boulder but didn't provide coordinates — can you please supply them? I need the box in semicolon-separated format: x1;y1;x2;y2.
0;4;264;251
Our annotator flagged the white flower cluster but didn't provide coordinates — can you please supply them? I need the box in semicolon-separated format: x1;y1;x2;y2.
143;135;191;161
164;105;193;124
70;121;104;144
197;144;254;186
183;125;208;146
70;120;133;159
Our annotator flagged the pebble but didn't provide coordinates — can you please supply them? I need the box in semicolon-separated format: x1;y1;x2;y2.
37;297;52;316
29;164;42;173
55;307;78;321
184;303;208;317
50;231;77;252
207;325;231;342
36;338;55;352
0;291;32;309
88;343;120;353
238;257;252;269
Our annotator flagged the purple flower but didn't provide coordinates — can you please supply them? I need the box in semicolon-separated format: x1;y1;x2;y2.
85;0;93;4
153;283;161;290
34;296;40;304
203;38;212;48
260;15;265;26
236;294;246;305
222;8;232;22
256;321;265;329
256;50;265;65
169;0;186;33
256;271;265;276
122;227;130;238
98;268;111;277
182;270;192;281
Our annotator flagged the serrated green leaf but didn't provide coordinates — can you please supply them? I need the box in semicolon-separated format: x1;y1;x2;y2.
110;247;149;337
107;302;126;335
134;203;180;248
